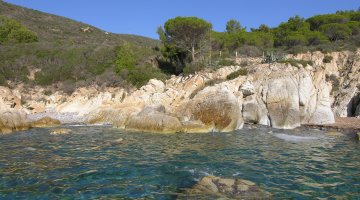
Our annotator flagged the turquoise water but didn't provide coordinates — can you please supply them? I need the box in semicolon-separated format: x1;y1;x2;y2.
0;126;359;199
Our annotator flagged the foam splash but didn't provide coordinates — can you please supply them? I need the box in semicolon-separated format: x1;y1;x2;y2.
274;134;318;142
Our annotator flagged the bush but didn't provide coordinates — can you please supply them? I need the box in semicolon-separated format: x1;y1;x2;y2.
43;90;52;96
0;74;6;86
326;74;340;94
182;62;206;75
237;45;262;57
280;59;313;68
0;15;37;44
218;59;236;66
127;64;168;88
226;68;248;80
323;55;333;63
115;43;136;73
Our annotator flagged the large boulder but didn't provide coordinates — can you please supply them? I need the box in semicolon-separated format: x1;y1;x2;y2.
125;105;182;133
179;176;272;200
0;109;29;134
242;95;270;126
87;106;141;128
266;75;301;129
181;85;243;132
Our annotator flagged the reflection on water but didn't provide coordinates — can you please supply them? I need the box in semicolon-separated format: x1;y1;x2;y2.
0;126;359;199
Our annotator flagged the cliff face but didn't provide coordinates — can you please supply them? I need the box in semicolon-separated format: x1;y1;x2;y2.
2;49;359;134
9;63;333;133
289;49;360;118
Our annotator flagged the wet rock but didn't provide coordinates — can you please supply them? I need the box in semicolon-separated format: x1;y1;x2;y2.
0;109;29;134
183;85;243;132
179;176;272;200
31;117;61;128
125;105;182;133
50;128;71;135
326;131;344;137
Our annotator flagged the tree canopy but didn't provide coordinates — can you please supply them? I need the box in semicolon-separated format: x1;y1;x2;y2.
158;17;212;62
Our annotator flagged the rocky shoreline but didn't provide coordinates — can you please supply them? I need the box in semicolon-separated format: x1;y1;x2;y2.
1;50;360;134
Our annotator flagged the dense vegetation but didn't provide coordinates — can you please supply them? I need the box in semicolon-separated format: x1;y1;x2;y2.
157;10;360;74
0;0;359;91
0;1;161;90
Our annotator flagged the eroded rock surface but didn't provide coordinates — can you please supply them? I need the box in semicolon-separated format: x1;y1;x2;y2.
178;176;272;200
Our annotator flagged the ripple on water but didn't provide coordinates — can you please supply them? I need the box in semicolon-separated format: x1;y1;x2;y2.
0;126;359;199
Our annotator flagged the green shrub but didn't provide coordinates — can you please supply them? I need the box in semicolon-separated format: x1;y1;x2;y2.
115;43;136;73
127;65;168;88
43;90;52;96
280;59;313;68
326;74;340;94
182;62;206;75
323;55;333;63
226;68;248;80
0;15;37;44
0;74;6;86
218;59;236;66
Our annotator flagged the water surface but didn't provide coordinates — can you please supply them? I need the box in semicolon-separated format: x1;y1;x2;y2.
0;126;359;199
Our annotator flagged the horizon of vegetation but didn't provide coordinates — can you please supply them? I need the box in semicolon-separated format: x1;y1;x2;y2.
0;1;359;93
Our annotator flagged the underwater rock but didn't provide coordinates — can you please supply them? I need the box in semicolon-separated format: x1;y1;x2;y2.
178;175;272;200
50;128;71;135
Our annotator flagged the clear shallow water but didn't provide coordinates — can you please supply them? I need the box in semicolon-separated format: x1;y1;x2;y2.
0;126;359;199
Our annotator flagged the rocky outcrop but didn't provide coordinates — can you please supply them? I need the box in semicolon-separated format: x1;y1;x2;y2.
30;117;61;128
178;176;272;200
290;49;360;117
1;56;341;133
0;87;29;134
125;105;182;133
243;63;335;129
0;109;29;134
180;85;243;132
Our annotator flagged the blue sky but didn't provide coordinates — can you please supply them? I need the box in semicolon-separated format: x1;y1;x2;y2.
4;0;359;39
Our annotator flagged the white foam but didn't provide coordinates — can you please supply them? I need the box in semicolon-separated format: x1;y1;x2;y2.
274;134;318;142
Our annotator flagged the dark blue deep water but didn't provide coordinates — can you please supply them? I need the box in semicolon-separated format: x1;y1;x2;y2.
0;126;359;199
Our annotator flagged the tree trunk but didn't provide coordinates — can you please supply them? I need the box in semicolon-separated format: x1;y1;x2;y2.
192;44;195;62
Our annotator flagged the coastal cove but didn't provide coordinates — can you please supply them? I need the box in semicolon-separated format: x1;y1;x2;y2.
1;1;360;199
0;125;359;199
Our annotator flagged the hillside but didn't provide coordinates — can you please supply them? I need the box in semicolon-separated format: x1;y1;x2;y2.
0;1;161;91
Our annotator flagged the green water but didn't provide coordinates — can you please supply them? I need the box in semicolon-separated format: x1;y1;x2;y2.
0;126;359;199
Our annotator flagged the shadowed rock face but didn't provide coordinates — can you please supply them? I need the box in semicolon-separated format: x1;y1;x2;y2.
178;176;272;200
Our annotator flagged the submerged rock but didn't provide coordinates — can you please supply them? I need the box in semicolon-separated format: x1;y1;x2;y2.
50;128;71;135
31;117;61;128
326;131;345;137
178;176;272;200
